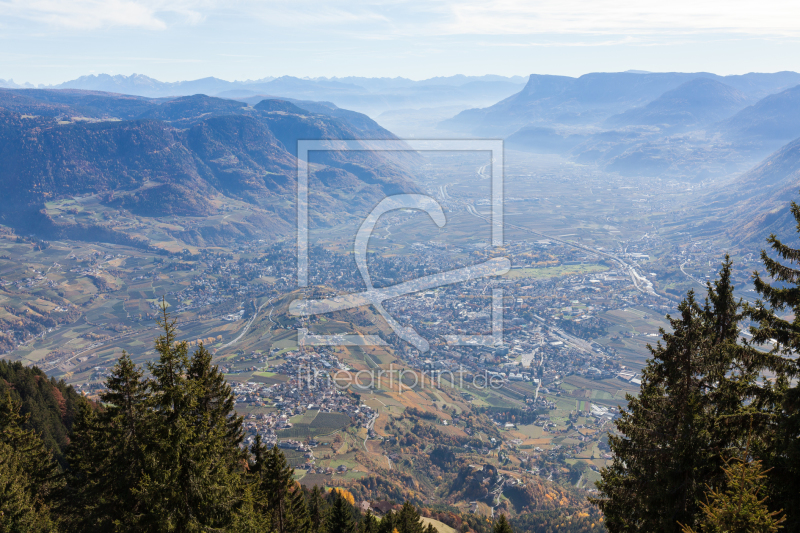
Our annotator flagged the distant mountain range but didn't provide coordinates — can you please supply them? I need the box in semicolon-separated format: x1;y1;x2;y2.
439;71;800;137
6;71;800;246
435;71;800;182
0;78;34;89
28;73;527;116
0;88;420;244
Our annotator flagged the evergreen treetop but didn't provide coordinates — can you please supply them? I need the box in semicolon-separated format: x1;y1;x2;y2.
0;390;58;532
493;514;514;533
594;258;762;532
745;199;800;528
680;442;785;533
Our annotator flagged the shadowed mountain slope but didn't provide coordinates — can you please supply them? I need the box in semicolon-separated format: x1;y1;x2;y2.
716;84;800;151
702;136;800;243
0;89;421;241
605;78;749;129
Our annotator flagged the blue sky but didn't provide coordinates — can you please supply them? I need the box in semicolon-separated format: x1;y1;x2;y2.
2;0;800;85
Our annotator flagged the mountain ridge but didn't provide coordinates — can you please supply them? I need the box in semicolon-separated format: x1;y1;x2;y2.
33;73;525;115
701;136;800;242
0;89;421;244
439;71;800;137
716;84;800;150
605;78;750;129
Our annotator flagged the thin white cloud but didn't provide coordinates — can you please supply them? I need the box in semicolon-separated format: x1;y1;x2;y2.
444;0;800;37
2;0;799;38
247;3;392;26
0;0;209;30
0;0;399;31
476;36;642;47
241;0;800;38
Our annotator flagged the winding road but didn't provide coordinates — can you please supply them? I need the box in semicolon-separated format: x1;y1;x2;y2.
222;297;272;348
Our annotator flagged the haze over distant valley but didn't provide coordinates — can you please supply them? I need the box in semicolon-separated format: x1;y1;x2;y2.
3;68;800;528
4;68;800;357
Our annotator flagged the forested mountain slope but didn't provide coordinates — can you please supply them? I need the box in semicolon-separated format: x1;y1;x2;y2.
0;359;82;466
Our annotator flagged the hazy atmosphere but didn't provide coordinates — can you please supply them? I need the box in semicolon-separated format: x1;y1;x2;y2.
3;2;800;533
2;0;800;83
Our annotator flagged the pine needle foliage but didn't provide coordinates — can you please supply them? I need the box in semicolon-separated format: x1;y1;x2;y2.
0;391;58;532
680;445;785;533
593;258;764;532
0;300;462;533
493;514;514;533
327;487;356;533
62;302;252;531
746;199;800;528
309;484;328;533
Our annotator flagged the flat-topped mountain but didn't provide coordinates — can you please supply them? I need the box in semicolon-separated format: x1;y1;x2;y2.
439;71;800;137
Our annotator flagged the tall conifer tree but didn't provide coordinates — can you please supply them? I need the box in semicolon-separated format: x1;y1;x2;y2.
61;352;149;531
746;199;800;527
309;484;328;533
251;434;265;476
136;303;245;530
286;485;311;533
257;444;296;533
493;515;513;533
594;259;760;532
395;501;425;533
377;510;397;533
0;391;57;532
359;510;378;533
326;488;356;533
188;343;244;454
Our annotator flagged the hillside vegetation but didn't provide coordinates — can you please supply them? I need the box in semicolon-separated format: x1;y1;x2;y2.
0;89;420;242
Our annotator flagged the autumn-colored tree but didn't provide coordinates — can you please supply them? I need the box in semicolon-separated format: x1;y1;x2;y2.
333;487;356;505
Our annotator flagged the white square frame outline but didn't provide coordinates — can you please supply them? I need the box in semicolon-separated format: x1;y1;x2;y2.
296;139;504;287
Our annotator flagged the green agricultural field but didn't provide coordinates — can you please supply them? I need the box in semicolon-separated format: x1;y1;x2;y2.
590;390;614;400
277;412;352;439
298;409;320;424
311;412;352;429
